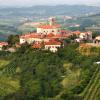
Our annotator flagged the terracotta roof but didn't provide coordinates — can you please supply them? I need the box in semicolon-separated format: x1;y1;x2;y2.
32;43;42;49
73;31;92;35
20;32;70;40
73;31;81;35
45;40;61;45
47;33;55;37
0;42;8;46
20;33;42;39
52;33;69;39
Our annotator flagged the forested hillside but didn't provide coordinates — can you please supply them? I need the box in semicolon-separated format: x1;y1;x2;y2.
0;5;100;17
0;43;100;100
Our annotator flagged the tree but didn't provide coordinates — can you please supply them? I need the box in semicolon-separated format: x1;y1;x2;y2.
92;31;100;39
7;35;19;46
2;45;8;51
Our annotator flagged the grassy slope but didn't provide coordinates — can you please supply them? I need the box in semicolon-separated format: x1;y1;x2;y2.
0;18;18;41
0;59;20;97
0;60;9;69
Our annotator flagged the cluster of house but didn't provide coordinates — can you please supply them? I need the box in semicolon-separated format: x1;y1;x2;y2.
74;31;92;42
19;18;69;52
0;18;99;52
19;18;93;52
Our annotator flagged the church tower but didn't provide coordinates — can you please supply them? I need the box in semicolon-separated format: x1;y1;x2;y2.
49;17;56;26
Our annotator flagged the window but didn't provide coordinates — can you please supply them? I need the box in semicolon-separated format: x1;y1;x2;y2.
52;30;54;32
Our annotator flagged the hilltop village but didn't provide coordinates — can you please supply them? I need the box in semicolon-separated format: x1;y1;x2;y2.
0;18;100;52
0;18;100;100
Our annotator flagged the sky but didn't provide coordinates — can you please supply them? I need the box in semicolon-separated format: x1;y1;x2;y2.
0;0;100;7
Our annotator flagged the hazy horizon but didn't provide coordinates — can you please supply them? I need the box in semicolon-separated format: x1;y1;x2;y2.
0;0;100;7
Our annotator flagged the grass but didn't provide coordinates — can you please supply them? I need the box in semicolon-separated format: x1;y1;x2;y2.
18;25;36;33
62;62;81;90
0;77;20;97
61;62;100;100
0;60;10;69
62;69;81;89
95;87;100;100
0;18;21;25
0;59;20;97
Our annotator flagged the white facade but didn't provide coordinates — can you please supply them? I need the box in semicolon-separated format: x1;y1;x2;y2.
75;38;81;43
37;28;61;35
79;33;87;39
20;37;50;44
96;36;100;41
37;17;61;35
0;45;3;51
45;45;61;52
28;38;42;44
79;32;92;40
20;38;26;44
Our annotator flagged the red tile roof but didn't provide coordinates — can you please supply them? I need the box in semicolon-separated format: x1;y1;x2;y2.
47;33;55;37
73;31;92;35
0;42;8;46
73;31;81;35
20;33;42;39
32;39;61;49
32;43;42;49
20;32;70;40
45;40;61;45
51;33;69;39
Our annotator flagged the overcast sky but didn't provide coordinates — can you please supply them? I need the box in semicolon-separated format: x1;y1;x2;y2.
0;0;100;7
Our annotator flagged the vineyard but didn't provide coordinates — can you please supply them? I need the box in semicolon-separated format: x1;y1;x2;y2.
0;59;20;98
0;44;100;99
81;65;100;100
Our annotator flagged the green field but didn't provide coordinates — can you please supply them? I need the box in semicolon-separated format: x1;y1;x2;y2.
0;60;10;69
0;59;20;98
0;17;38;41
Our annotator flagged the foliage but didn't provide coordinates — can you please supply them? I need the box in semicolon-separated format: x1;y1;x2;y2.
0;43;99;99
92;31;100;39
7;35;19;46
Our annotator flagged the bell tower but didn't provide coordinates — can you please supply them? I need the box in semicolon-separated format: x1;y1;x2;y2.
49;18;56;26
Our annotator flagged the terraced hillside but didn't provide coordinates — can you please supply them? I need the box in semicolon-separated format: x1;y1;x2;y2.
82;66;100;100
0;59;20;98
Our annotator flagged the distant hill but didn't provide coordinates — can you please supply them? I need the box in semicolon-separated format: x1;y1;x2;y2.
78;12;100;24
0;5;100;17
0;5;100;41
